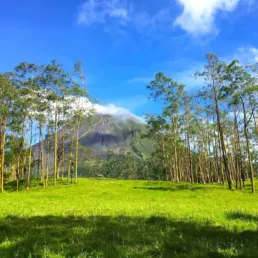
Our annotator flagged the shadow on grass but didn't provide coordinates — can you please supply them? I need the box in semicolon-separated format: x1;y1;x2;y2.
227;212;258;222
3;180;38;193
4;179;71;193
133;184;220;192
134;186;176;192
0;215;258;257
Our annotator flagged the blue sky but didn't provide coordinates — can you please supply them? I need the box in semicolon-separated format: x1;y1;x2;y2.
1;0;258;118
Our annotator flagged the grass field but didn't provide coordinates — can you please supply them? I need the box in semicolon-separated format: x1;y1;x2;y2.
0;179;258;257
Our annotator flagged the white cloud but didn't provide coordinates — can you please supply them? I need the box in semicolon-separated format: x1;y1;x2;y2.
127;60;205;91
234;47;258;64
77;0;129;25
69;96;145;123
77;0;251;37
173;67;205;90
126;77;152;84
77;0;172;34
94;103;145;122
174;0;240;35
171;47;258;90
113;95;148;112
251;48;258;62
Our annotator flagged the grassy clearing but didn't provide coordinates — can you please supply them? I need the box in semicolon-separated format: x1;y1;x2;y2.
0;179;258;257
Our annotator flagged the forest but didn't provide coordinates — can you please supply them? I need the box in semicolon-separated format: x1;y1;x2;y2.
1;53;258;193
0;60;93;192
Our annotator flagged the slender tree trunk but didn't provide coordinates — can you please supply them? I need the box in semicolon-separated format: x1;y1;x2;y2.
204;125;210;184
162;140;169;181
57;130;61;179
16;158;20;192
53;104;58;186
46;135;49;186
233;108;242;190
198;148;205;184
241;99;255;193
214;93;232;190
172;117;179;183
22;123;27;179
244;126;255;193
62;128;65;181
68;129;75;182
40;124;45;186
213;119;220;184
0;116;7;193
185;108;193;183
27;120;33;190
37;132;41;182
75;124;80;184
207;128;213;183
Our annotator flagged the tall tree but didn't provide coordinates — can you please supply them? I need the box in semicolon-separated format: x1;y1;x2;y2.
223;61;258;193
196;54;233;190
0;74;18;193
147;72;185;182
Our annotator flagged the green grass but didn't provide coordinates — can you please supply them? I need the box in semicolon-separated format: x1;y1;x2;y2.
0;179;258;257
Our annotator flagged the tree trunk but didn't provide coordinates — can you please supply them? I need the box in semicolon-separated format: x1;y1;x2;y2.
62;128;65;181
16;158;20;192
40;124;45;186
27;120;33;190
46;134;49;186
241;100;255;193
233;108;242;190
161;140;169;181
214;94;232;190
68;130;75;183
0;116;7;193
185;107;193;183
53;104;58;186
75;124;80;184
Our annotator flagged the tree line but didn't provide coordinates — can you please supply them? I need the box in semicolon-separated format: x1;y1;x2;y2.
1;54;258;193
77;150;164;180
0;60;92;192
144;54;258;193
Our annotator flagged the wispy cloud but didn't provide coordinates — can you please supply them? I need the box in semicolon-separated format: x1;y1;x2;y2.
77;0;252;38
126;46;258;94
176;46;258;89
172;47;258;89
174;0;241;36
113;95;148;112
126;77;152;84
233;46;258;64
173;67;205;90
127;59;206;91
95;103;145;122
68;96;145;122
77;0;130;25
77;0;173;34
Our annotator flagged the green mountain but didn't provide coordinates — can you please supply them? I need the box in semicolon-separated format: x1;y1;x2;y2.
73;115;155;178
75;115;153;160
32;115;154;171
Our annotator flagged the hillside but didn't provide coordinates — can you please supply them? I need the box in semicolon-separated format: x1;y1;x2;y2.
76;115;153;160
33;115;154;170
